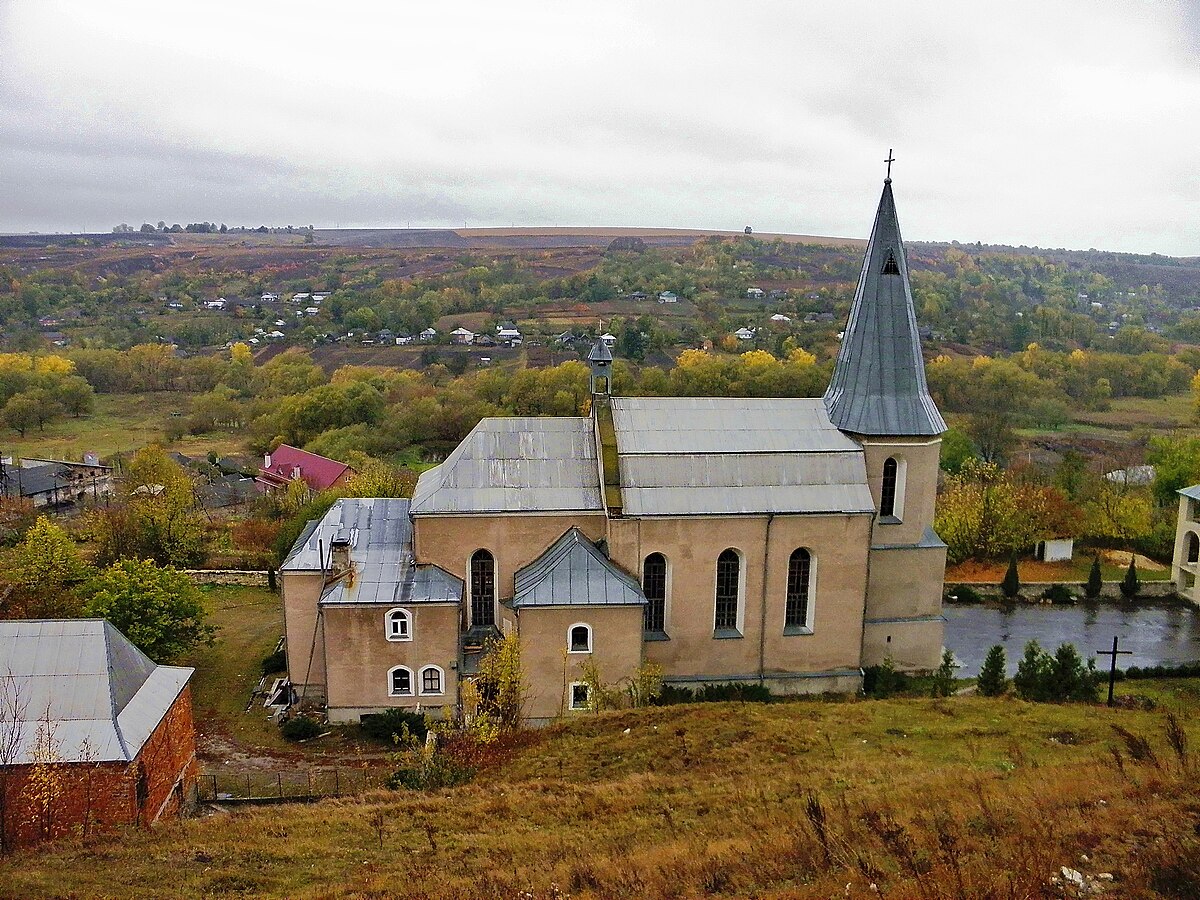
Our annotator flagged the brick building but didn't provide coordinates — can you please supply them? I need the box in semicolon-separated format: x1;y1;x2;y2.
0;620;198;850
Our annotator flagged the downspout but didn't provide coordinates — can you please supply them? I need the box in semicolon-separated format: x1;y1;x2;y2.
757;513;774;683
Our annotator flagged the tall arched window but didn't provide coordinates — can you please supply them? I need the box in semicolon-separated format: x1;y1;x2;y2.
881;457;899;518
786;549;812;629
1189;532;1199;564
643;553;667;633
714;549;741;632
470;549;496;627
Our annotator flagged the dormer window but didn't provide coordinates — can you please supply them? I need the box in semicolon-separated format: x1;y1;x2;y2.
882;251;900;276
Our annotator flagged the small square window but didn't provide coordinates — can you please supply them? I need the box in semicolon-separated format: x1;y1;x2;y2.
569;682;590;710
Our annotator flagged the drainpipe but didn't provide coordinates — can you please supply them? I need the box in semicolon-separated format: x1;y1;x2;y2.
758;513;775;683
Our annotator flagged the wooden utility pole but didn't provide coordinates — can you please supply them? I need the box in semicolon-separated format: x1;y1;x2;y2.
1095;636;1132;707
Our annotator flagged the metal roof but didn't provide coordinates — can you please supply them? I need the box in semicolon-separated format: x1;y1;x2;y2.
0;620;193;764
1179;485;1200;501
609;397;874;516
587;339;612;362
512;528;646;608
281;497;413;572
823;179;946;436
411;417;602;514
322;563;463;606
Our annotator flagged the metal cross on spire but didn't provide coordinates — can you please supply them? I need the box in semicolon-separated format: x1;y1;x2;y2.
885;149;895;182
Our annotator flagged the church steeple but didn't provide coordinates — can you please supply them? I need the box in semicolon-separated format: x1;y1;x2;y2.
823;174;946;436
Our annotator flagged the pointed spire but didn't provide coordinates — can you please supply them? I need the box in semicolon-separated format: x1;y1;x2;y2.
823;178;946;436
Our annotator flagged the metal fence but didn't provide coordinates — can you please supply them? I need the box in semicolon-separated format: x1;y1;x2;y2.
194;768;390;805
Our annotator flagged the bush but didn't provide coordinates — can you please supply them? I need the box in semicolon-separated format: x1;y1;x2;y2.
653;682;772;705
260;648;287;676
1084;556;1103;599
930;649;958;698
281;716;323;742
1013;640;1100;703
1120;557;1140;599
944;585;982;604
863;657;911;698
1001;553;1021;600
977;644;1008;697
386;753;474;790
360;709;429;744
1124;661;1200;679
1041;583;1076;604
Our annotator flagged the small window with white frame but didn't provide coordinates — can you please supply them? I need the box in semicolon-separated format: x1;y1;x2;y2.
385;608;412;641
569;681;591;710
419;665;444;696
567;622;592;653
388;666;413;696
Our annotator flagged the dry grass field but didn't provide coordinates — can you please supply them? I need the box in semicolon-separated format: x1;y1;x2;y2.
1;680;1197;898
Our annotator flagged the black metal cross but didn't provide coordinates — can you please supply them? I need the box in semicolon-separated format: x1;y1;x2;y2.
1095;636;1133;707
885;149;895;180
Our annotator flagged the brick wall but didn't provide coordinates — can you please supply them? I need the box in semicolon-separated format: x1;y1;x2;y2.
0;687;197;850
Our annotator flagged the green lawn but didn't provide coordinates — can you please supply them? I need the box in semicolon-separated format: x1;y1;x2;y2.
1;392;245;462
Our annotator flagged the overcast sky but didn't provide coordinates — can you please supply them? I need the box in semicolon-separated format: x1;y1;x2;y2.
2;1;1198;254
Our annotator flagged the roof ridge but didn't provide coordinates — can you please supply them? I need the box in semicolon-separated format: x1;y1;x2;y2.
101;621;135;762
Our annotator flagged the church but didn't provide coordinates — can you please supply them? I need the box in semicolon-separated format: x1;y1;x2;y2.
280;174;948;723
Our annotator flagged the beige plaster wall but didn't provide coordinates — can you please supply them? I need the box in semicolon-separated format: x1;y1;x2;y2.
413;513;607;623
322;603;460;722
861;438;941;546
862;619;945;671
864;545;947;621
515;604;644;721
282;571;328;698
1171;495;1200;605
606;513;872;680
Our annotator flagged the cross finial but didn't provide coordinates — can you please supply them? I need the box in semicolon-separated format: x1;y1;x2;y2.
884;149;895;182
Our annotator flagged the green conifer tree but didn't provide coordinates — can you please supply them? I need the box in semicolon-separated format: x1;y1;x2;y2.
1120;557;1140;599
1001;552;1021;600
1084;556;1103;599
977;645;1008;697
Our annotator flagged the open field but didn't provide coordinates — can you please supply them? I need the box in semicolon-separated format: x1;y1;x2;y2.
1;686;1197;898
947;550;1172;584
0;393;245;462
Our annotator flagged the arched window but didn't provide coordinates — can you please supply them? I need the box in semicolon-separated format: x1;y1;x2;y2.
419;666;444;696
643;553;667;633
1189;532;1199;564
881;457;899;518
388;666;413;697
470;549;496;627
568;623;592;653
714;549;741;632
786;549;812;629
385;608;412;641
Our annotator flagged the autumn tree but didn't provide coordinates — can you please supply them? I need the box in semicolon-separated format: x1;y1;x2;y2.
2;516;89;618
82;558;214;662
341;460;418;498
1;393;40;436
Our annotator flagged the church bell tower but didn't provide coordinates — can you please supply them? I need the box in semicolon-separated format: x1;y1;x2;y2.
825;155;948;671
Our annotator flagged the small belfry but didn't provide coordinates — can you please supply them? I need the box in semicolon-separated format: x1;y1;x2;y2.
587;336;613;401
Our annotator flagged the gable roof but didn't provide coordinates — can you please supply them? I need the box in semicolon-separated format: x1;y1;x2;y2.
259;444;353;491
610;397;874;517
411;417;603;515
823;179;946;436
0;620;193;764
512;528;646;608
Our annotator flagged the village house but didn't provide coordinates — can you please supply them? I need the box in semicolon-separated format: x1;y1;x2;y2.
746;287;765;299
658;291;679;303
280;175;948;724
0;620;198;849
451;327;476;345
256;445;355;494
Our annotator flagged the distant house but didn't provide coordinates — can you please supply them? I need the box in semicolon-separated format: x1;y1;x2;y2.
261;292;280;302
396;334;414;345
204;298;227;310
555;331;578;346
629;291;649;302
497;327;522;345
450;327;476;345
166;301;185;310
257;445;355;494
599;332;617;348
746;287;765;299
658;291;678;303
419;327;438;342
42;332;69;348
496;320;517;333
734;327;756;341
304;307;320;316
474;334;497;347
0;619;198;849
267;330;286;341
312;291;331;301
1;457;113;507
291;293;311;303
768;289;789;301
770;314;792;323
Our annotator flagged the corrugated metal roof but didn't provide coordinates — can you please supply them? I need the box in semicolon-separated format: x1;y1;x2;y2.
823;180;946;436
1179;485;1200;501
610;398;861;454
281;497;413;572
411;417;602;514
0;619;193;764
512;528;646;608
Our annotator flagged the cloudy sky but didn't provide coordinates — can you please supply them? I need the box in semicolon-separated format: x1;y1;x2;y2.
1;1;1198;254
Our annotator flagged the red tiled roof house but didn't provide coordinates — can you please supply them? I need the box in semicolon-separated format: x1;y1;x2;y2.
256;444;355;493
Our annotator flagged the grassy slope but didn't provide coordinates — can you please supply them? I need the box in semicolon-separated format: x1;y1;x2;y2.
0;684;1197;899
1;392;243;461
